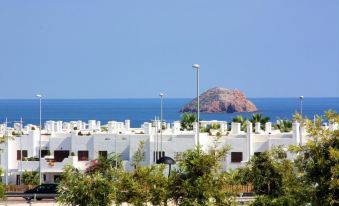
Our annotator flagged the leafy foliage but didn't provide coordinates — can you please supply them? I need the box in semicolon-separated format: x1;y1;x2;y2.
250;113;270;130
115;165;168;206
131;141;145;168
21;171;39;185
57;165;116;206
168;146;233;206
180;113;197;131
290;110;339;205
232;115;248;131
240;149;311;205
274;119;292;132
0;168;5;200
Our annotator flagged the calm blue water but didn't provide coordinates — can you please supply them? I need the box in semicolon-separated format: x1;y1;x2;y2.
0;98;338;127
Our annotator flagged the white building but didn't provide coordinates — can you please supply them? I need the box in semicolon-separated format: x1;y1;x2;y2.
0;119;337;185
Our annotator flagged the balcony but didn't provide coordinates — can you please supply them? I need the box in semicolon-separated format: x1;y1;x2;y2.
19;156;89;173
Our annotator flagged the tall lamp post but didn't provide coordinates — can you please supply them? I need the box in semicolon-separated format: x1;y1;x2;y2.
192;64;200;146
300;96;304;116
36;94;42;185
159;92;164;158
299;96;304;145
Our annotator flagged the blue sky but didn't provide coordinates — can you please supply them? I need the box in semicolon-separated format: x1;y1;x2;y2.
0;1;338;98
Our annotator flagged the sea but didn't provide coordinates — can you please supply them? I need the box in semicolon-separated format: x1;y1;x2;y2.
0;98;338;127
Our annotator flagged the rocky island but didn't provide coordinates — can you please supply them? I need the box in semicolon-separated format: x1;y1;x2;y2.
180;87;258;113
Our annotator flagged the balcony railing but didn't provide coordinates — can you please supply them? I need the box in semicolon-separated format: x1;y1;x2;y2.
18;156;89;172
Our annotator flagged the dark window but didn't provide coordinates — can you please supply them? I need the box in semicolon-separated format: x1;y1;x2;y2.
231;152;243;163
17;150;28;160
41;150;50;158
98;151;107;159
54;175;61;183
16;175;21;185
153;151;165;162
54;150;70;162
78;151;89;161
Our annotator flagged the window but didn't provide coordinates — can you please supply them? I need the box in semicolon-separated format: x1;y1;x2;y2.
17;150;28;160
54;150;70;162
54;175;61;183
78;151;89;161
16;175;21;185
174;152;184;162
153;151;165;162
98;151;107;159
231;152;243;163
41;150;50;158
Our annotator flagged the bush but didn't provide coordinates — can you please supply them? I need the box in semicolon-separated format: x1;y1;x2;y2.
22;171;39;185
57;166;116;206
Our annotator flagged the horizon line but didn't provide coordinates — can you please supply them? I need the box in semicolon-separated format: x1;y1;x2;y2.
0;96;339;100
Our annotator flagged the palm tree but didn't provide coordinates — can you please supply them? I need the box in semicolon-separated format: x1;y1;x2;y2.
180;113;197;131
232;116;248;131
250;113;270;130
274;119;292;132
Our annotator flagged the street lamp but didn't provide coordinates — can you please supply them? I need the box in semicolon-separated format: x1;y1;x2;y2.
156;156;176;177
159;92;164;158
36;94;42;185
299;96;304;116
299;96;304;145
192;64;200;146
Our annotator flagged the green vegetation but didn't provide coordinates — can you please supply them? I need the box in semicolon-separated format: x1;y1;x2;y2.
168;145;234;205
232;113;270;131
180;112;197;131
250;113;270;126
289;110;339;205
274;119;292;132
21;171;39;185
0;168;5;200
232;115;248;131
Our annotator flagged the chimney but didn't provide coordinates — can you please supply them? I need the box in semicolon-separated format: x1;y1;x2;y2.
292;121;300;145
255;122;261;133
231;122;241;134
246;121;253;160
265;122;272;133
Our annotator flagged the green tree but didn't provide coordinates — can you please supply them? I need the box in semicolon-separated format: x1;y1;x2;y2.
232;115;248;131
85;153;122;175
21;171;39;185
57;165;116;206
180;113;197;131
115;165;168;206
0;168;5;200
290;111;339;205
274;119;292;132
250;113;270;130
131;141;145;168
168;146;233;206
115;141;168;206
240;147;311;206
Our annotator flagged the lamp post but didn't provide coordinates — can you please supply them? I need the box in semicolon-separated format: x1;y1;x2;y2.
4;118;8;185
36;94;42;185
299;96;304;116
192;64;200;146
156;156;176;177
159;92;164;158
299;96;304;145
115;131;118;168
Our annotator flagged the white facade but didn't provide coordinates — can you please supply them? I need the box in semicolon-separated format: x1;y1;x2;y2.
0;119;337;185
